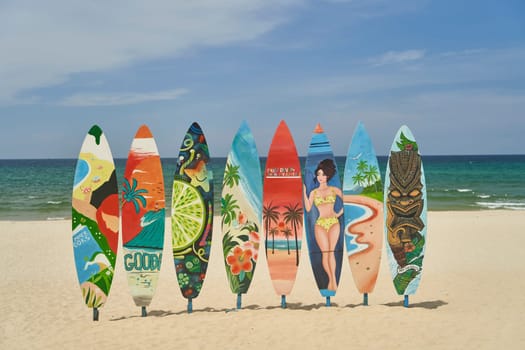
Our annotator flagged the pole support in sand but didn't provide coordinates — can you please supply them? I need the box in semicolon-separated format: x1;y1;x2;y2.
237;293;242;309
363;293;369;306
93;307;99;321
326;296;331;307
142;306;147;317
404;295;409;308
188;298;193;314
281;295;287;309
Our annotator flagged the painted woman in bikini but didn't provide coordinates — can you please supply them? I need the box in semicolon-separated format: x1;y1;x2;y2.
303;158;343;291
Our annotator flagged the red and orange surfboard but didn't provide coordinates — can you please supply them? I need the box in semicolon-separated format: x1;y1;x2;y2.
263;120;303;307
122;124;165;316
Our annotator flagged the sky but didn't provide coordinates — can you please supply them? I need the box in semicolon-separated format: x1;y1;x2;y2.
1;0;524;159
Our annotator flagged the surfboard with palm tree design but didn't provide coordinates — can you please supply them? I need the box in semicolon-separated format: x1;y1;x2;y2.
122;125;165;316
342;121;383;305
263;120;303;306
221;121;262;309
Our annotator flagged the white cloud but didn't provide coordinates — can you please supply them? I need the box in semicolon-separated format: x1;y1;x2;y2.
0;0;301;104
291;47;525;97
370;49;426;66
59;88;189;106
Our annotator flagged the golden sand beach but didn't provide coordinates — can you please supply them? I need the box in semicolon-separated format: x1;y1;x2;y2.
1;211;524;349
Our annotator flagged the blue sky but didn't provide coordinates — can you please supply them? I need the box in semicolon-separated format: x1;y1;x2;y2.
1;0;524;158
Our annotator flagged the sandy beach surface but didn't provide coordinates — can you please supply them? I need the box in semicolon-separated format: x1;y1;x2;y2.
1;211;524;349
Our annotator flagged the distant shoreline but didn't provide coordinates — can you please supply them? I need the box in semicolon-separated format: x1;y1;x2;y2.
1;155;524;221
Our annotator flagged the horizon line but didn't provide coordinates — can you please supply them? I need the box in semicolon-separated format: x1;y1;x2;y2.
1;153;525;161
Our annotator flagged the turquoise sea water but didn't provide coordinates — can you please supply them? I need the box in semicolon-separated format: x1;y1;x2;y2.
1;155;524;220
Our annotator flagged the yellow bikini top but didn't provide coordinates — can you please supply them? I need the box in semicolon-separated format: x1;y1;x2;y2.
313;189;336;206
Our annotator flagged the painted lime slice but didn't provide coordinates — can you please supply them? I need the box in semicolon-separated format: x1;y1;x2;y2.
171;180;206;251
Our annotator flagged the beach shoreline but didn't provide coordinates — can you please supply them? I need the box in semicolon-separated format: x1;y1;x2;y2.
1;210;524;349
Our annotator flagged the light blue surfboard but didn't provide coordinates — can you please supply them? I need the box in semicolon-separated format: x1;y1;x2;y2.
221;121;263;309
342;122;383;305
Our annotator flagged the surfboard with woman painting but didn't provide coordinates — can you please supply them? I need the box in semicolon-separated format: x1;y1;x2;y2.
303;124;344;306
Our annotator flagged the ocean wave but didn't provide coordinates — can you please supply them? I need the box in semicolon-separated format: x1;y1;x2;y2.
457;189;472;193
475;201;525;210
47;201;63;205
477;194;491;199
47;217;66;221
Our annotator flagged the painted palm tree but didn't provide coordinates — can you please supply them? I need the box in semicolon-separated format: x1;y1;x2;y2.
352;172;366;188
357;159;368;174
223;163;241;188
283;203;303;265
365;164;380;191
281;227;293;254
263;202;280;255
221;193;239;226
270;226;280;254
122;178;147;213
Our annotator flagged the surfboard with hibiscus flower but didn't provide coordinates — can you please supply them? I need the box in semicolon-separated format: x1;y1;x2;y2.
221;121;262;308
122;125;165;316
72;125;119;321
171;122;213;313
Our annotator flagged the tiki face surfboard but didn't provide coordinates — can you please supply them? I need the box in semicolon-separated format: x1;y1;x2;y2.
342;122;383;304
221;121;262;308
263;120;303;306
303;124;344;304
171;122;213;313
122;125;165;316
384;125;427;305
72;125;119;320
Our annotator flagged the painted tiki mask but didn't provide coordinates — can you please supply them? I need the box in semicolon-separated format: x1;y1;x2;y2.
386;149;425;267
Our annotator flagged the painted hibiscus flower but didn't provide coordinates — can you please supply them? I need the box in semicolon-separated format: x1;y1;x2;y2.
243;241;259;261
238;211;247;225
249;230;260;243
226;246;253;275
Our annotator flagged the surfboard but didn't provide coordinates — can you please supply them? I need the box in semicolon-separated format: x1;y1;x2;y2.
221;121;262;309
72;125;119;321
342;121;383;305
122;125;165;317
263;120;303;308
384;125;427;307
303;123;344;306
171;122;213;313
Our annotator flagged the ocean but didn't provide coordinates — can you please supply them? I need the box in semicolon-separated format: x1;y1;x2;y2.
1;155;524;221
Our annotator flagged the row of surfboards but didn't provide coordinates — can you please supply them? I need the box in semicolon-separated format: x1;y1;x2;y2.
72;120;427;320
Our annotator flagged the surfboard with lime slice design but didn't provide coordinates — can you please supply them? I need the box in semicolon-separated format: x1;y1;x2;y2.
122;125;165;317
171;122;213;312
72;125;119;321
221;121;262;309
